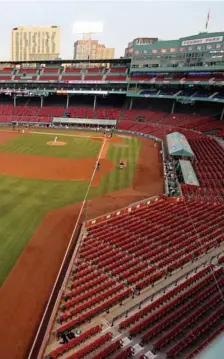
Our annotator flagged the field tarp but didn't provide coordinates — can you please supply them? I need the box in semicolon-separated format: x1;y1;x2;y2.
179;159;199;186
166;132;194;157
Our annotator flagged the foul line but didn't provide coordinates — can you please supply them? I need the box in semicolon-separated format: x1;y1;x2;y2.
28;137;107;359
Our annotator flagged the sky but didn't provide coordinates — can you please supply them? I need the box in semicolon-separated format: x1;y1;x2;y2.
1;0;224;60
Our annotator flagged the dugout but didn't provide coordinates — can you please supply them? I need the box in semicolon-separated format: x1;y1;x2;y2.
176;160;199;186
166;132;194;160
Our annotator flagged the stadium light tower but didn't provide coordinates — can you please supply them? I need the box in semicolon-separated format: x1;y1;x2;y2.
73;21;104;63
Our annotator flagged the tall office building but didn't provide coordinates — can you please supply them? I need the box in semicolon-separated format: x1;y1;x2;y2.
73;39;115;61
11;25;60;61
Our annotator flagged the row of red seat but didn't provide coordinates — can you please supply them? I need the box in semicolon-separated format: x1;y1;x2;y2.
189;138;224;202
66;332;112;359
83;199;223;290
57;289;132;333
131;270;224;339
62;279;117;310
130;74;224;82
59;284;125;323
167;303;224;358
91;339;122;359
70;271;105;289
68;275;108;299
119;266;213;330
113;346;135;359
152;277;224;350
184;322;224;359
142;291;222;346
48;325;101;359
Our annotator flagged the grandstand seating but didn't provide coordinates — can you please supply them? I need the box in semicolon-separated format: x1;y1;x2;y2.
186;138;224;203
0;105;123;123
106;66;127;81
0;67;13;80
82;67;104;81
1;104;223;148
49;197;223;347
117;265;224;359
130;74;224;83
109;66;127;73
45;251;224;358
48;325;102;359
40;111;224;358
106;76;127;81
65;332;112;359
18;68;37;74
64;68;82;73
83;76;103;81
43;67;60;73
61;67;82;81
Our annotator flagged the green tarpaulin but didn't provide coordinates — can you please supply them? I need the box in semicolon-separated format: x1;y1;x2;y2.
166;132;194;157
179;160;199;186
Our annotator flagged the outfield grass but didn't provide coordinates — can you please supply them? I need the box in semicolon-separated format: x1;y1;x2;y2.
0;132;140;285
90;137;140;196
0;133;101;159
0;176;89;286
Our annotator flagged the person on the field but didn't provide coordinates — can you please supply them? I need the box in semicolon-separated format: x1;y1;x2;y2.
96;161;100;170
54;136;58;143
120;160;124;170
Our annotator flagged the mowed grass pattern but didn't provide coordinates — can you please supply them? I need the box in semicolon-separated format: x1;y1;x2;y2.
91;137;140;196
0;133;101;159
0;133;140;285
0;176;89;286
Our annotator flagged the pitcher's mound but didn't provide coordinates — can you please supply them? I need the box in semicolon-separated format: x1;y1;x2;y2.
47;141;66;146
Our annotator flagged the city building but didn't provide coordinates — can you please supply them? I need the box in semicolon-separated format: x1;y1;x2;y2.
130;31;224;69
73;39;115;62
125;38;158;58
11;25;60;62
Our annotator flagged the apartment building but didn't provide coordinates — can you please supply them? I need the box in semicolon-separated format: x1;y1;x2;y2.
11;25;60;61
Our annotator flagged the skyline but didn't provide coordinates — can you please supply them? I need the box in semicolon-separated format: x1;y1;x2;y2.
0;1;224;60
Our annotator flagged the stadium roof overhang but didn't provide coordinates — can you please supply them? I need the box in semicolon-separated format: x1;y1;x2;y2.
0;58;131;65
166;132;194;157
179;160;199;186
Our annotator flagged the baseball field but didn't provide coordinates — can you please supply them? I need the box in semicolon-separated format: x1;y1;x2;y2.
0;128;163;359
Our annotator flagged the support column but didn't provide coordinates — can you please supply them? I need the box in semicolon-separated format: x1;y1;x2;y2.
13;95;16;107
129;98;133;110
220;107;224;121
66;94;70;109
93;95;97;110
40;96;44;108
171;100;175;114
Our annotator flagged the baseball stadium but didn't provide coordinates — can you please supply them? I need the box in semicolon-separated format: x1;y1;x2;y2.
0;31;224;359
